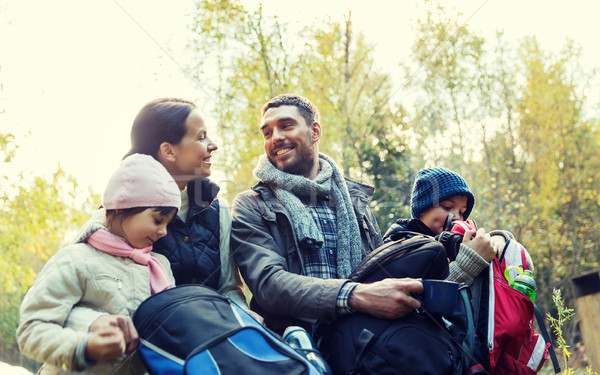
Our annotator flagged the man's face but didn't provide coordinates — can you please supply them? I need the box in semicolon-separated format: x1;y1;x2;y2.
260;105;320;178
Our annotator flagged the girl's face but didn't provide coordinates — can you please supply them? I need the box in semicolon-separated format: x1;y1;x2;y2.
419;195;468;235
114;208;176;249
170;110;218;182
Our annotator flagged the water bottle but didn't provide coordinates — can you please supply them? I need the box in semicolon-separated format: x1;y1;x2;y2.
511;269;537;302
283;326;333;375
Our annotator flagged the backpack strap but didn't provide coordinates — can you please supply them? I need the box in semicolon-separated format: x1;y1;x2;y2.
469;273;484;328
458;287;476;373
534;305;562;374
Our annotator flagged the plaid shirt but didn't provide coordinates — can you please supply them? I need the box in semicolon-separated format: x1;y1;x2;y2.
306;198;357;314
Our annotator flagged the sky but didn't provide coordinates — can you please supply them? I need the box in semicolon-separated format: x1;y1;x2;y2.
1;0;599;197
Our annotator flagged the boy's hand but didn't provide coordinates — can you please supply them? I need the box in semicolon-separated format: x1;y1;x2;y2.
348;278;423;319
463;227;496;262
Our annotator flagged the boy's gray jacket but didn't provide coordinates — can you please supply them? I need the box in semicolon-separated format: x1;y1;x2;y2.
231;178;383;333
16;211;174;375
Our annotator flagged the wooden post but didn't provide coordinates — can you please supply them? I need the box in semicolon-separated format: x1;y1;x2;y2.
572;271;600;372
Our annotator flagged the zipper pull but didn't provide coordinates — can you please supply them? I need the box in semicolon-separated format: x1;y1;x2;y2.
116;278;122;289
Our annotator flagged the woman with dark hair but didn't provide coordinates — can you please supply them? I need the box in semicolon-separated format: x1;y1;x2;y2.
124;98;249;308
66;99;260;334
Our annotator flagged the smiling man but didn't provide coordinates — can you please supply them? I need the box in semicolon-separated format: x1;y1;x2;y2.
231;93;424;335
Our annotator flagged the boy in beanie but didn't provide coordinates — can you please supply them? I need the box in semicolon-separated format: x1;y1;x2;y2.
384;167;495;285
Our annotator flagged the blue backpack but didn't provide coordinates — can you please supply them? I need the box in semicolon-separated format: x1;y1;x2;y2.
132;285;323;375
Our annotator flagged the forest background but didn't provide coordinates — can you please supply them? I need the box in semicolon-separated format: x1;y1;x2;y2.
1;0;599;372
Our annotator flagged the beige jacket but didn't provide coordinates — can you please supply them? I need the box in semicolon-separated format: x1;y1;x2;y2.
16;216;174;375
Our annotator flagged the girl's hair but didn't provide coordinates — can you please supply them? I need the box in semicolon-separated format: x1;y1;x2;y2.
106;206;178;231
125;98;197;160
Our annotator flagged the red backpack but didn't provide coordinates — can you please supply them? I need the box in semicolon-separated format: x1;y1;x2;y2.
446;224;561;374
487;235;550;374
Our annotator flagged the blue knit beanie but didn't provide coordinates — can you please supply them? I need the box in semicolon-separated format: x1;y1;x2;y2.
410;167;475;220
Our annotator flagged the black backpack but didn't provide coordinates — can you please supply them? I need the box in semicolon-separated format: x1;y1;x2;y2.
133;284;323;375
319;232;476;375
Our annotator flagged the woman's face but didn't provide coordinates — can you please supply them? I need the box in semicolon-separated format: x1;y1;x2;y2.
170;110;218;182
419;194;468;235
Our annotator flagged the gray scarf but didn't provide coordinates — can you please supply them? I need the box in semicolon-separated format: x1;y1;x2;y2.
253;153;364;278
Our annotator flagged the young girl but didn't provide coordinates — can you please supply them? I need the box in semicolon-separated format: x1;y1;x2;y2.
17;154;180;374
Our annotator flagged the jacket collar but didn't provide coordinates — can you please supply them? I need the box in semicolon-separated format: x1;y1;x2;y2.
383;217;437;242
70;208;107;245
186;178;220;217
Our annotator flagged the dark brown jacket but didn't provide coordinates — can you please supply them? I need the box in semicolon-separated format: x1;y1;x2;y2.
231;178;383;334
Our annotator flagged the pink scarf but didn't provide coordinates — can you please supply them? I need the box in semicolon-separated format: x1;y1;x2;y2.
87;229;173;294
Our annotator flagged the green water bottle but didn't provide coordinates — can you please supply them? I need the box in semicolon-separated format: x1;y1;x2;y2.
511;269;536;302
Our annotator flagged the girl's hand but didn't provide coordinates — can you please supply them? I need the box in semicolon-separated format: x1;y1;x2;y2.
85;327;126;363
89;315;138;354
463;227;496;262
246;310;265;325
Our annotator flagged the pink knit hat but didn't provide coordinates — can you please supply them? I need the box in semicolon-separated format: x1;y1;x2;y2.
103;153;181;210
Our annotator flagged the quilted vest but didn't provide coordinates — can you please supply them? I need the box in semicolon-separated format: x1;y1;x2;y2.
153;178;221;289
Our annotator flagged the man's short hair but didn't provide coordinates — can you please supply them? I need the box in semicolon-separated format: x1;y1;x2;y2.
261;93;320;126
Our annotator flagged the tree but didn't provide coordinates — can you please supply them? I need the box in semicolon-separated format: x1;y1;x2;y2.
405;0;486;173
511;37;600;337
189;0;294;197
403;2;600;347
0;123;99;365
188;1;412;229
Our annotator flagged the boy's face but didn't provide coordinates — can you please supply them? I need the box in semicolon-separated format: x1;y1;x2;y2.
419;195;469;235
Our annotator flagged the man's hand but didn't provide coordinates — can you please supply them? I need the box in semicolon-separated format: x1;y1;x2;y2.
348;278;423;319
85;327;126;363
463;227;496;262
89;315;138;354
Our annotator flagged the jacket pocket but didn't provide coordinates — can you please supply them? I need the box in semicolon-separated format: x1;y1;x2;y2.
92;274;129;310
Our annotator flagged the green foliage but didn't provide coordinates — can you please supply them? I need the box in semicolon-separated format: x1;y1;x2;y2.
543;289;599;375
0;140;99;350
0;133;17;163
404;1;600;348
547;288;576;373
188;1;412;228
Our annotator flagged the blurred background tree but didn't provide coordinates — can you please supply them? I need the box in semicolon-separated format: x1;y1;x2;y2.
0;82;99;365
401;2;600;347
188;0;413;230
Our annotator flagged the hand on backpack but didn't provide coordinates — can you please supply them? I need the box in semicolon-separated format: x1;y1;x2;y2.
89;314;139;355
462;227;496;262
85;326;127;363
348;278;423;319
246;309;265;325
